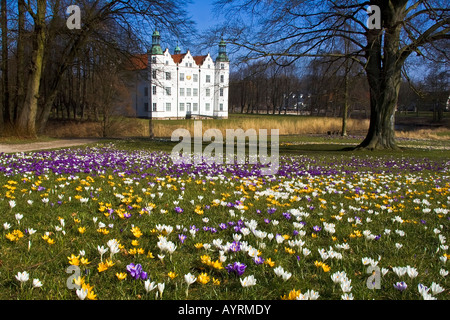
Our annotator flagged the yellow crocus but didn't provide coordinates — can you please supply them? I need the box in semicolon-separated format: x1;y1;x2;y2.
197;273;210;285
68;254;80;266
116;273;127;280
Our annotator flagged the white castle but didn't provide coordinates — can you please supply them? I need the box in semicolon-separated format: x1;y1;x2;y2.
131;30;229;119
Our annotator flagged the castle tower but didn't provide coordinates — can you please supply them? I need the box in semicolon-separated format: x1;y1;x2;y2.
150;30;163;55
214;40;229;118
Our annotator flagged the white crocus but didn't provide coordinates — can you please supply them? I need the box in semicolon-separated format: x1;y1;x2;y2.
184;273;197;297
32;279;43;288
240;275;257;287
406;266;418;279
144;280;157;293
15;271;29;283
430;282;445;295
97;245;108;261
76;288;88;300
157;282;165;299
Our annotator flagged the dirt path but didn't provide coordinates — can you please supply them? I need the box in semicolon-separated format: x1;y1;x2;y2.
0;138;100;153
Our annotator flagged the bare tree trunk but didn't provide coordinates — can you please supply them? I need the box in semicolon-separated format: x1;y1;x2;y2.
17;0;46;138
358;14;403;150
14;0;26;124
1;0;11;127
341;75;349;136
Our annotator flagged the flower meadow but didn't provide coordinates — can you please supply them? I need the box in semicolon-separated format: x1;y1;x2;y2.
0;143;449;300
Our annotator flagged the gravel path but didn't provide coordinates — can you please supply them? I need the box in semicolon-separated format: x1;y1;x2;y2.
0;138;100;153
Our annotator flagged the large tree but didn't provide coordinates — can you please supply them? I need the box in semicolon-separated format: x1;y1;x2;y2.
2;0;194;138
215;0;449;149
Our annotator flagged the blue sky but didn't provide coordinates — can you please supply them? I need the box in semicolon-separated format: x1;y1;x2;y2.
186;0;221;33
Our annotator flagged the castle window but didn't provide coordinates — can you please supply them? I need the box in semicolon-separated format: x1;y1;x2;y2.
193;88;198;96
193;74;198;82
152;70;157;79
144;103;149;111
144;87;148;96
166;103;171;112
193;103;198;112
221;63;225;69
205;103;210;111
152;103;157;111
179;103;185;111
165;87;171;96
219;103;223;111
206;88;210;97
165;72;171;80
206;75;211;83
186;88;191;97
220;88;224;97
152;86;157;95
220;75;224;83
180;73;185;81
180;88;185;96
152;57;156;64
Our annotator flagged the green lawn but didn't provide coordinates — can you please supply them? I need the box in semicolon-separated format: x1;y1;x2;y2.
0;137;448;300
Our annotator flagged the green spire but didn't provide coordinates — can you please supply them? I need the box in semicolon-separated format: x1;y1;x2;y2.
216;39;229;62
151;30;163;55
174;42;181;55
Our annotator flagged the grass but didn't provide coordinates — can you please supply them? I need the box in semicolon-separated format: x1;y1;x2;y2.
42;114;370;138
0;137;449;300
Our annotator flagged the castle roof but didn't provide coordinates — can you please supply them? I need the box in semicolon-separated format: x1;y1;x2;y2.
124;54;148;71
171;53;187;64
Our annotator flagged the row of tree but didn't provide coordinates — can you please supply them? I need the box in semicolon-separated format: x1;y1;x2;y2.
213;0;449;149
228;57;448;113
1;1;448;150
0;0;193;138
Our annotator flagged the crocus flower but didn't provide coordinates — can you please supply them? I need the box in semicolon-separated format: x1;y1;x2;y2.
226;262;246;276
32;279;43;288
240;275;257;287
184;273;197;286
174;206;183;213
178;234;187;243
229;241;241;252
126;263;148;280
393;281;408;291
144;280;157;293
15;271;29;283
76;288;88;300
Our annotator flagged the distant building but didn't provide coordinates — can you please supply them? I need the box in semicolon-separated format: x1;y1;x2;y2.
130;30;229;119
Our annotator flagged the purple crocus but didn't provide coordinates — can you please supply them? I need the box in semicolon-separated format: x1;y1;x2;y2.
174;206;184;213
229;241;241;252
313;225;322;232
126;263;148;280
123;212;132;219
178;234;187;243
226;262;247;276
393;281;407;292
219;223;228;230
253;256;264;265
